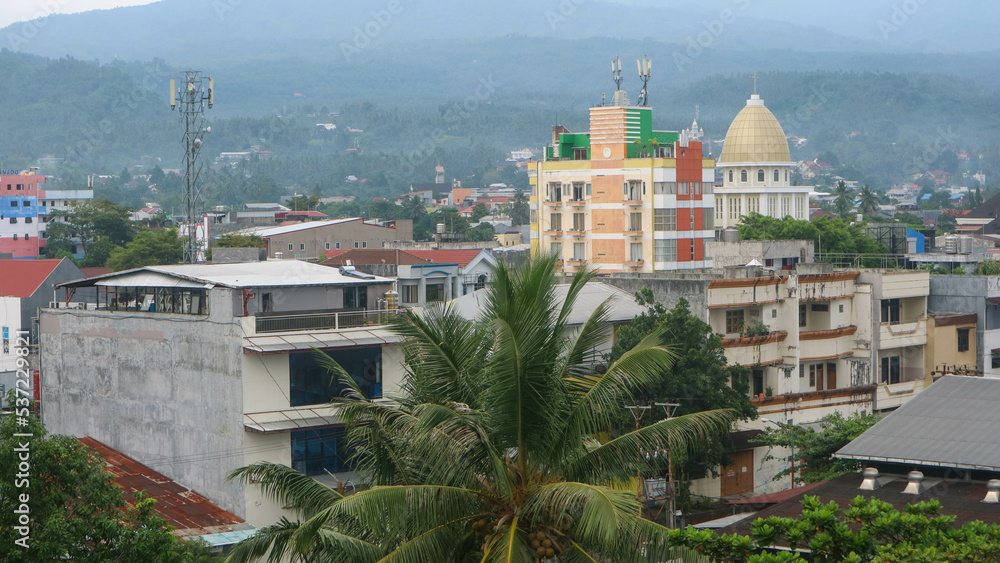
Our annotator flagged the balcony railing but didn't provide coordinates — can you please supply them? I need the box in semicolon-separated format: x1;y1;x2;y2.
255;309;401;334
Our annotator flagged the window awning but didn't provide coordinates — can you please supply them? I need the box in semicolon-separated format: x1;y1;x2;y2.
243;328;403;354
244;406;342;433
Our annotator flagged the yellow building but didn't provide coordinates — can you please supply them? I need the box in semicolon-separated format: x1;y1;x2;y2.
530;99;716;273
714;94;812;227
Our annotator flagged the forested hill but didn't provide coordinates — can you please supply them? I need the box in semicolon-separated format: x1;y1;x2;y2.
1;50;998;198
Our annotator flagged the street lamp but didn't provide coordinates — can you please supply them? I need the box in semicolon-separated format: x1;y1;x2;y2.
761;418;795;488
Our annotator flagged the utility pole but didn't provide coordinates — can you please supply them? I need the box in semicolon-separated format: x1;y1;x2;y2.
170;70;213;264
655;402;680;528
624;404;651;516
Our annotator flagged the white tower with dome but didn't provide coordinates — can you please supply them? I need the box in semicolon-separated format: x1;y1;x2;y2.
714;93;812;229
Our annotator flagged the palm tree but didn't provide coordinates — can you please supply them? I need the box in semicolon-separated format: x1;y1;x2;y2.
228;256;733;562
857;184;879;217
833;180;854;219
403;195;427;222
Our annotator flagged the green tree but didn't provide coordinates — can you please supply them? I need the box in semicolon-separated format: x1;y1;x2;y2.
976;260;1000;275
510;189;529;226
367;199;402;220
403;195;427;222
738;214;886;257
833;180;854;219
753;411;879;485
105;228;183;271
228;256;733;562
470;202;490;222
43;199;134;259
286;194;319;211
0;402;219;562
608;292;756;485
856;184;879;216
667;495;1000;562
464;221;495;242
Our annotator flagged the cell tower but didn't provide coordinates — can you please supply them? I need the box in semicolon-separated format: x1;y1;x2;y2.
636;56;652;107
170;70;213;264
612;56;623;91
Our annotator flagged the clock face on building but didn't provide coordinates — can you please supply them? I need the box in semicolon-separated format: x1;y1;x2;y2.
602;147;611;159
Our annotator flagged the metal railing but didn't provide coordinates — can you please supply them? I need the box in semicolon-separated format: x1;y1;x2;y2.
255;309;402;334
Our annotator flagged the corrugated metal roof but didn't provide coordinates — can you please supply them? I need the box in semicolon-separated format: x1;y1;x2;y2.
450;281;645;325
835;376;1000;471
243;327;403;354
257;217;359;237
94;271;210;288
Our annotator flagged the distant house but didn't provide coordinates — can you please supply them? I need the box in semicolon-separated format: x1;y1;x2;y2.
258;218;414;260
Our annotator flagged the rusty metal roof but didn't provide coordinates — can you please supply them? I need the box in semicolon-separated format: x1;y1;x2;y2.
79;437;251;538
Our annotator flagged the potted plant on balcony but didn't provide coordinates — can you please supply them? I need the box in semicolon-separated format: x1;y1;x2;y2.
739;320;771;344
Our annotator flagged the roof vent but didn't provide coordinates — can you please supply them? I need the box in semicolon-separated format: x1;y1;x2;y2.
984;480;1000;504
859;467;881;490
902;471;926;495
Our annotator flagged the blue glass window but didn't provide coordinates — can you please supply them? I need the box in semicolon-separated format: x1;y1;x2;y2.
289;347;383;406
291;427;351;475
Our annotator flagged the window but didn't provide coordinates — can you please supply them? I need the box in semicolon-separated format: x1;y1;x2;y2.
12;234;16;240
740;169;748;182
771;309;777;318
629;242;643;262
16;184;23;190
362;241;368;248
654;239;677;262
653;182;676;194
300;243;305;250
572;242;585;260
628;212;642;232
958;328;970;352
9;218;16;224
586;183;592;196
654;209;676;231
344;286;368;309
880;298;900;324
811;303;829;312
572;213;585;231
785;170;789;182
8;201;15;208
262;293;273;313
290;347;382;407
325;242;331;250
809;364;824;387
572;182;585;201
574;147;588;160
839;304;844;313
774;169;780;182
757;169;765;182
354;241;360;248
291;427;350;476
881;356;900;384
550;242;562;257
335;242;341;249
2;327;7;354
24;234;28;240
725;310;744;334
625;180;643;201
799;304;807;327
728;170;734;183
401;285;419;304
548;182;562;202
549;213;562;231
678;182;689;195
703;208;714;230
288;243;293;251
426;283;445;302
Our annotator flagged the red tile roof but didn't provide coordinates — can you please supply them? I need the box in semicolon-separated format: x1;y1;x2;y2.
407;249;486;268
0;259;64;298
80;266;111;279
79;437;246;538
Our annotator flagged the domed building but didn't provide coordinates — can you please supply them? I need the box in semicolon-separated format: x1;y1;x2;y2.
714;94;812;229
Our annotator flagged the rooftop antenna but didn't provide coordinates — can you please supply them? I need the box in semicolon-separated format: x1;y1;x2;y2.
612;56;623;92
170;70;214;264
753;71;758;95
637;56;652;106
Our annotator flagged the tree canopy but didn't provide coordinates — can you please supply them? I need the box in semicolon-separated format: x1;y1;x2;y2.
43;198;135;266
105;228;183;271
738;214;887;257
227;256;734;562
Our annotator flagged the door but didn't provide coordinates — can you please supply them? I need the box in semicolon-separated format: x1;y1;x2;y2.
720;449;754;496
826;362;837;390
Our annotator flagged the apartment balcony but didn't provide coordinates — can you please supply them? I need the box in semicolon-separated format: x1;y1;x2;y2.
248;309;402;336
879;318;927;349
624;199;643;207
567;199;586;208
543;200;564;207
721;331;788;367
565;259;586;267
624;229;644;237
543;230;563;237
567;229;587;238
799;326;858;361
624;260;645;268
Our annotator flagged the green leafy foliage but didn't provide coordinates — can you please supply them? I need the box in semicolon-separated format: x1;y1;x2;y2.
214;233;265;248
227;257;735;562
753;411;879;484
0;401;219;562
43;198;135;265
469;202;490;222
976;261;1000;275
668;495;1000;562
738;214;887;257
105;228;183;271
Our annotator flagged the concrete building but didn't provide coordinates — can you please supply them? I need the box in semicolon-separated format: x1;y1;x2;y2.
40;261;407;527
0;171;94;258
257;218;414;260
705;239;814;270
926;313;978;377
686;264;931;497
713;94;813;229
927;274;1000;377
530;92;716;274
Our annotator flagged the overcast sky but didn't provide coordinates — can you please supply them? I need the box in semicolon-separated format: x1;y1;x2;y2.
1;0;159;29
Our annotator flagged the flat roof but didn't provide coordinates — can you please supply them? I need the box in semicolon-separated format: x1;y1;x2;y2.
58;260;394;290
257;217;360;237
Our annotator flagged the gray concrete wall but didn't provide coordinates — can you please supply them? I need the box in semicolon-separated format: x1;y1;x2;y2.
594;276;714;322
212;247;265;264
23;258;92;346
39;287;248;518
707;240;814;270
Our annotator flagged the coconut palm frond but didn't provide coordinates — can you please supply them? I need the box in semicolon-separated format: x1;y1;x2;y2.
227;462;342;517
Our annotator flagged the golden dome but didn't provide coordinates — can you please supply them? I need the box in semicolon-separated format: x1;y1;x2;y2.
718;95;791;164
